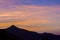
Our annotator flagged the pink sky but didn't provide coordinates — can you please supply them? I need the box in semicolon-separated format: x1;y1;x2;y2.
0;0;60;34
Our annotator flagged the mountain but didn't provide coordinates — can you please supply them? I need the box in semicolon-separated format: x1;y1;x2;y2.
0;29;22;40
0;25;60;40
6;25;41;40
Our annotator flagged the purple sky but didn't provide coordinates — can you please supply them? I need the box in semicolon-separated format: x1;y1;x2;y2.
0;0;60;34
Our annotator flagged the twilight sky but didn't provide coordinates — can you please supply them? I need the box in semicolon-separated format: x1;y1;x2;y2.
0;0;60;34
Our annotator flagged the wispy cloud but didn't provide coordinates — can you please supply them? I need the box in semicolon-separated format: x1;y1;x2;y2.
0;0;60;8
0;5;60;26
0;0;60;34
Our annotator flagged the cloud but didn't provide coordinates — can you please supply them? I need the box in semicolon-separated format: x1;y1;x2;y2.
0;0;60;34
0;0;60;9
0;5;60;25
0;5;60;34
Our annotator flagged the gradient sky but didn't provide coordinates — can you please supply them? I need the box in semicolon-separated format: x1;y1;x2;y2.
0;0;60;34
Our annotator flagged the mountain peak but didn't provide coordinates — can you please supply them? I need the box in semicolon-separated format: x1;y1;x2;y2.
10;25;16;27
7;25;18;29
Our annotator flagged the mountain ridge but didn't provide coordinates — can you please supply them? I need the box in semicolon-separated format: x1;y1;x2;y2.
0;25;60;40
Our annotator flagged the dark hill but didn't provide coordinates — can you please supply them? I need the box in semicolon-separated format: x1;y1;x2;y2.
0;25;60;40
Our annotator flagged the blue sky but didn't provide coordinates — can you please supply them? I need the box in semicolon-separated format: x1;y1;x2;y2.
14;0;60;5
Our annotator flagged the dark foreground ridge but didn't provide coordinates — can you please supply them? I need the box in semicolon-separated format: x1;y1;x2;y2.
0;25;60;40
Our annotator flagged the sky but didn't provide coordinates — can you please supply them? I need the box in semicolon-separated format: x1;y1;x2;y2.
0;0;60;34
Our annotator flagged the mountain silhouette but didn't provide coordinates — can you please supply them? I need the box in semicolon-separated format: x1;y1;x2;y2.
0;25;60;40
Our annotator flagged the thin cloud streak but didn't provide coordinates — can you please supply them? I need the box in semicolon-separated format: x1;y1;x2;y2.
0;5;60;34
